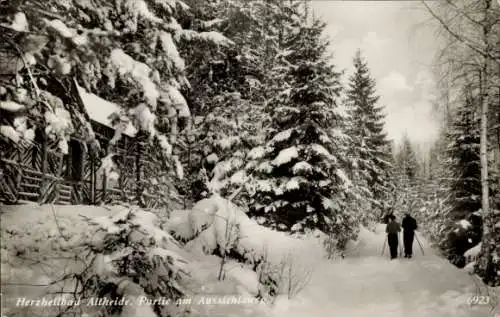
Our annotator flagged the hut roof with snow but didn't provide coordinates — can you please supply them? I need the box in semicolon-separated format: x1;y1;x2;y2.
76;84;137;137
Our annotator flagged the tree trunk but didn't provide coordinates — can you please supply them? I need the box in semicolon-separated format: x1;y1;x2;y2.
479;68;489;238
477;0;496;285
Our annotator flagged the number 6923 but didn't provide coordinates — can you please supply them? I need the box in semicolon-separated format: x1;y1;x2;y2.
467;295;490;305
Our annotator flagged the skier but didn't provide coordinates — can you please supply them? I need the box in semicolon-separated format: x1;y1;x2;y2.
385;215;401;260
402;212;418;258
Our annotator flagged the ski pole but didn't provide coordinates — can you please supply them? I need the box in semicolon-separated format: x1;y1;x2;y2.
381;236;387;256
415;232;425;256
398;232;403;257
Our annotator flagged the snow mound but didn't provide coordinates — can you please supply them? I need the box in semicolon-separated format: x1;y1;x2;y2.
464;243;481;272
167;195;324;299
168;195;323;263
223;260;260;296
463;261;476;274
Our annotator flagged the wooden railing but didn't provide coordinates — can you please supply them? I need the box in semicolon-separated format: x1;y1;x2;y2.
0;161;76;205
1;141;164;208
0;159;21;202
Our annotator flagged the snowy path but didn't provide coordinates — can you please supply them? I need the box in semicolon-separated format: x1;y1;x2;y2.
272;226;496;317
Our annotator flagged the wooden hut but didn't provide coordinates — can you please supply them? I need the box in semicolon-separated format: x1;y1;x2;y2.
0;80;162;208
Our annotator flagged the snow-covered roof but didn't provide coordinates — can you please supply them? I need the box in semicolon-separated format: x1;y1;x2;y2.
76;84;137;137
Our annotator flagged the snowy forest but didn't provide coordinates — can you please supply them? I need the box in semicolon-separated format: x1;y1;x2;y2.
0;0;499;317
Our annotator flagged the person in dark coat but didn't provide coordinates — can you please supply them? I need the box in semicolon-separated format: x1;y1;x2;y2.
385;215;401;260
402;212;418;258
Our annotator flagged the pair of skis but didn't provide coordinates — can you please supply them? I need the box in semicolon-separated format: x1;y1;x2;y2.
381;232;424;257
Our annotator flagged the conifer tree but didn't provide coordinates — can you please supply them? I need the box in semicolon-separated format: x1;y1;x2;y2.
235;16;355;244
345;50;392;218
176;0;285;201
202;0;307;201
438;89;484;266
395;134;419;183
446;92;482;220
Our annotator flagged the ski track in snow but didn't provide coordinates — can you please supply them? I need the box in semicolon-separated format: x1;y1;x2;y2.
272;226;495;317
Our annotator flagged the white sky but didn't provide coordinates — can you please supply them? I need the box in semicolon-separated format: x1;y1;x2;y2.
311;1;443;147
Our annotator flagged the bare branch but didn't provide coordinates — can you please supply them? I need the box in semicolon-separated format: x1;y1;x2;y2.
421;0;500;65
50;204;70;242
445;0;483;27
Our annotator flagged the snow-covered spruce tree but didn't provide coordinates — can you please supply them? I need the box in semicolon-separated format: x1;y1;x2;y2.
420;89;490;268
175;0;308;206
395;134;419;184
206;0;304;204
235;17;355;247
79;208;190;317
376;140;397;220
174;0;274;202
344;50;393;222
417;124;454;251
445;92;482;218
403;145;429;222
442;88;497;271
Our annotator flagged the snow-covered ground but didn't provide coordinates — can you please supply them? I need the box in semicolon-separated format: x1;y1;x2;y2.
272;225;498;317
0;203;273;317
1;199;320;317
1;202;497;317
